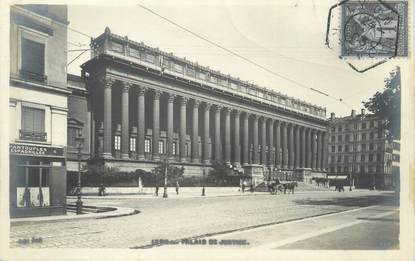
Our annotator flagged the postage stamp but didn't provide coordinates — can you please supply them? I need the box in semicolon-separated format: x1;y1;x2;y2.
341;0;408;58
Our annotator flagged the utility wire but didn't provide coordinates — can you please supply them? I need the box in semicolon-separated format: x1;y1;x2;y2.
67;49;89;66
138;4;348;107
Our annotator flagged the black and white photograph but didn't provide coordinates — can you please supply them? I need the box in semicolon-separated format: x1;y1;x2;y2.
0;1;414;260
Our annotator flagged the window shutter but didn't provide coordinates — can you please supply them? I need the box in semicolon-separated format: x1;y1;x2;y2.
22;107;34;131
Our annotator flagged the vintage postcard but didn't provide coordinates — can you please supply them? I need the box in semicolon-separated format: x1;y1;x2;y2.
0;0;414;260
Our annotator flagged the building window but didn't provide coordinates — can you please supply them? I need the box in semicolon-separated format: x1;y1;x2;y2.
345;145;350;152
338;135;342;142
354;123;358;130
144;139;151;153
361;154;366;162
172;142;177;155
354;133;358;141
20;106;46;141
338;145;342;152
345;134;350;142
361;143;366;151
130;138;136;152
337;155;342;162
331;135;335;142
377;154;381;162
21;38;45;80
362;122;367;129
370;132;374;139
331;126;335;132
185;143;190;157
337;166;342;173
158;140;165;154
369;143;374;150
67;127;78;147
330;156;335;163
330;167;335;173
369;154;373;162
360;165;365;173
345;155;349;163
114;135;121;150
362;133;367;140
331;146;335;152
344;167;348;173
370;120;374;128
353;144;357;152
338;125;342;132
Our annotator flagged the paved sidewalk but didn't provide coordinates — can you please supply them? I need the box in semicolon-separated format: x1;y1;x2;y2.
10;206;137;226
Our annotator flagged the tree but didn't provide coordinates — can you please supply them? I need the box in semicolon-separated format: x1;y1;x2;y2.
363;67;401;139
153;162;184;186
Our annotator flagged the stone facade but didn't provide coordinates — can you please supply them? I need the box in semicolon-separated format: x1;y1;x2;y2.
80;28;329;178
327;109;400;189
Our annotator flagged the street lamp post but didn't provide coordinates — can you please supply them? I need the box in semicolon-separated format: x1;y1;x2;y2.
75;131;85;215
163;158;168;198
202;164;206;196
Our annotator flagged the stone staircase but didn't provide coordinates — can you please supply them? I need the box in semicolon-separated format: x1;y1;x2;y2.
254;181;332;193
66;203;116;214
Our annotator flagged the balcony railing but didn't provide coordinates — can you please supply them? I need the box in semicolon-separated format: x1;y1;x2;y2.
19;130;47;142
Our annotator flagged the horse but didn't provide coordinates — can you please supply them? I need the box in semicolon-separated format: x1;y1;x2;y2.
282;182;298;194
267;179;282;195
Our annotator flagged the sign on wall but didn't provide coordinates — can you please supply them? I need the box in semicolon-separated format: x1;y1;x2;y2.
10;143;64;157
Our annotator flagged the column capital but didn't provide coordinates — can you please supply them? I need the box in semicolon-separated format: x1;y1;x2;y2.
268;118;275;124
121;81;131;92
252;114;258;120
193;99;201;108
214;104;223;111
137;86;147;96
153;89;163;99
233;109;240;116
223;107;230;114
180;96;188;105
204;102;211;110
101;77;115;89
275;120;281;126
167;93;176;102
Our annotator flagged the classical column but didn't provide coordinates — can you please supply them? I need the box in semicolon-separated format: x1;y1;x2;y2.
192;100;200;163
167;93;175;161
295;125;300;168
307;128;312;168
268;119;274;167
275;121;281;168
316;131;322;170
214;105;222;162
180;97;188;162
224;108;231;165
137;86;146;160
312;129;317;170
282;122;288;169
321;131;327;171
152;90;162;161
102;77;114;158
121;82;131;159
288;124;294;169
301;126;306;168
253;115;259;164
203;103;211;164
243;112;250;166
233;110;241;167
260;117;266;165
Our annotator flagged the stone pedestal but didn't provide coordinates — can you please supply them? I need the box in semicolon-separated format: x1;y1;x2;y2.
243;164;264;186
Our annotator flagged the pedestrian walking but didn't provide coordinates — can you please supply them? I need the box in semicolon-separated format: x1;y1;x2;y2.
155;182;159;196
242;180;246;193
175;181;180;195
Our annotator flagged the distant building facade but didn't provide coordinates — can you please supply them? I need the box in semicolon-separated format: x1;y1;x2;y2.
77;28;329;183
327;109;400;189
9;5;69;217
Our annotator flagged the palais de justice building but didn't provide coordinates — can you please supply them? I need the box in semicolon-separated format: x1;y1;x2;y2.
79;28;329;182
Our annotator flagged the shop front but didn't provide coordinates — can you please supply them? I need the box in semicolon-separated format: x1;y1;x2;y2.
9;143;67;218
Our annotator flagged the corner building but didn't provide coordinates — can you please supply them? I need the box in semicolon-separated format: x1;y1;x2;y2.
81;28;328;183
327;109;400;189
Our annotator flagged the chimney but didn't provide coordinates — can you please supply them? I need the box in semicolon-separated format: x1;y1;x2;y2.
351;109;356;117
330;112;335;120
361;108;365;115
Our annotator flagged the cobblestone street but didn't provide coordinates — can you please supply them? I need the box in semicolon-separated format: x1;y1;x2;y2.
10;190;398;249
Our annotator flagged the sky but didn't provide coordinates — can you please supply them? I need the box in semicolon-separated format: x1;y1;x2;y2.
66;0;406;117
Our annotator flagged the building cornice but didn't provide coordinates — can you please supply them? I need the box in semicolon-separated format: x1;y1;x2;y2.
10;76;72;95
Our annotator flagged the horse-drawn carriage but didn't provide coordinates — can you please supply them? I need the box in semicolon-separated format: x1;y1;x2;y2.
267;179;298;194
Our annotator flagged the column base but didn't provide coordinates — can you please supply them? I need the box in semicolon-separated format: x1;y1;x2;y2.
101;152;113;159
121;154;130;160
203;159;210;165
137;155;145;161
180;158;187;163
192;158;200;163
233;162;241;168
153;155;161;162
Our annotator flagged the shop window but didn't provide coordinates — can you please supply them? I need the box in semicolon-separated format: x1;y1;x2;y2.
130;138;136;152
20;106;46;142
21;38;45;81
144;139;151;153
